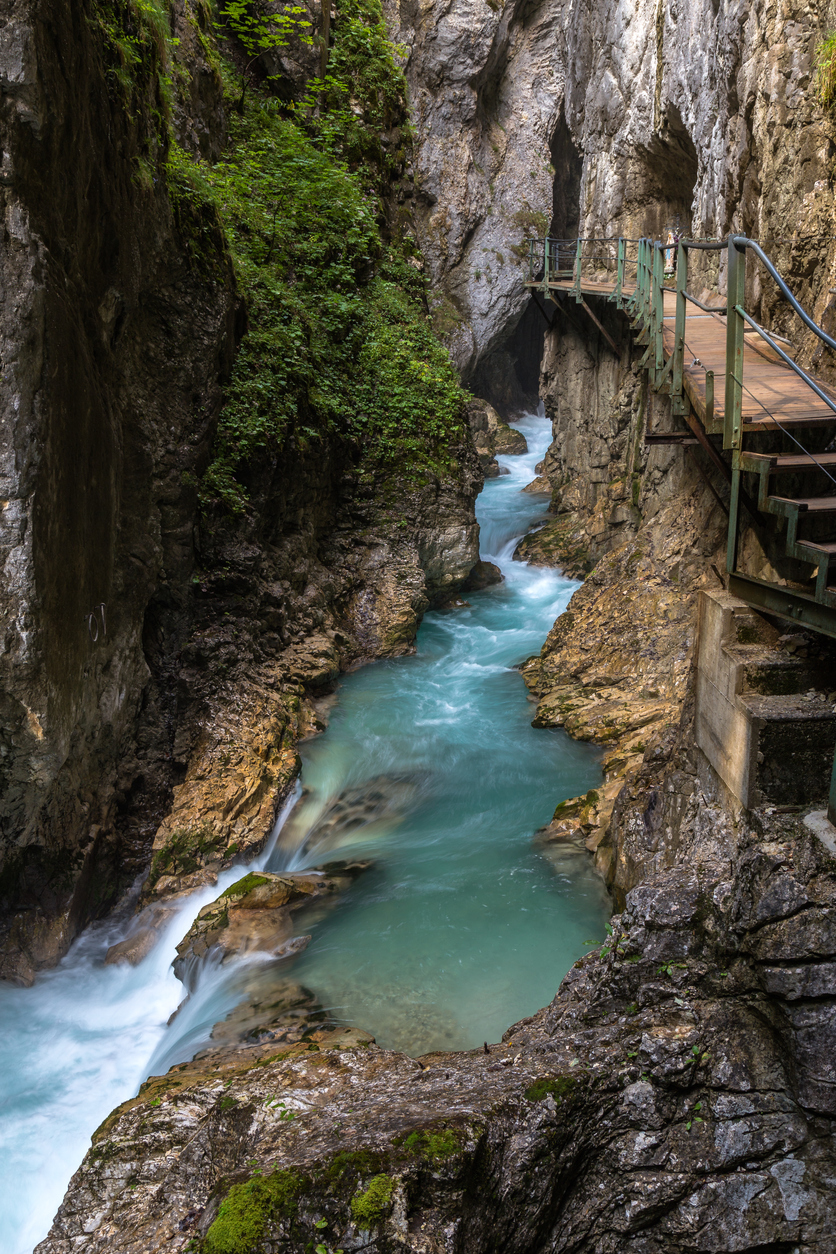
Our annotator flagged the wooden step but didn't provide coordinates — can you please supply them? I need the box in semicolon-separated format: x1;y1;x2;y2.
796;540;836;560
767;494;836;514
740;451;836;473
742;413;836;430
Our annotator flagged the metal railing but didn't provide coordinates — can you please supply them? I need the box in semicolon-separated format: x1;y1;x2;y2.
528;231;836;818
525;231;836;615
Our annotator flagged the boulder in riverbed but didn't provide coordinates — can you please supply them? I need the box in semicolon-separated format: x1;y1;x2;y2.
172;864;369;983
467;397;528;473
463;560;503;591
494;423;528;454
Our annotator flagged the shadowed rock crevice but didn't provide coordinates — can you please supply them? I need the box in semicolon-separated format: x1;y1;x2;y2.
550;108;583;242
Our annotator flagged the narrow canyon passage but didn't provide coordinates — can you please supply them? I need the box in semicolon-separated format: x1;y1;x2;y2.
0;414;607;1254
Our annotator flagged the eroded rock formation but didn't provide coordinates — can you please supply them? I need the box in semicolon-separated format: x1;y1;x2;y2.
0;0;482;983
7;0;836;1246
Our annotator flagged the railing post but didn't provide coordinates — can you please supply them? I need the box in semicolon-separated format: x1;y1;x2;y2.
725;237;746;573
615;238;625;309
724;237;746;452
574;238;583;303
671;240;687;414
633;240;645;325
653;242;665;385
705;370;714;429
529;237;535;284
541;236;550;299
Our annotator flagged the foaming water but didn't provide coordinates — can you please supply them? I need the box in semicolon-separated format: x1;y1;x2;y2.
0;411;608;1254
0;789;299;1254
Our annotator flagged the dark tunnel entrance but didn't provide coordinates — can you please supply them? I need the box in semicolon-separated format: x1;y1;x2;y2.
467;110;585;416
550;107;583;242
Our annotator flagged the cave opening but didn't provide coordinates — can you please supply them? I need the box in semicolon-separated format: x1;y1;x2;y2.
467;111;585;416
550;107;583;241
630;103;698;240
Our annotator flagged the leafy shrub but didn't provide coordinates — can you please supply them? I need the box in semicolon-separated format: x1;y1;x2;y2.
167;0;467;513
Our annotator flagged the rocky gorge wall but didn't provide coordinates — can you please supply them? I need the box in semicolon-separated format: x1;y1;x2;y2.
11;0;836;1248
0;0;482;984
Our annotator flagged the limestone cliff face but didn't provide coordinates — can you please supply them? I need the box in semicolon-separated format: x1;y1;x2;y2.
390;0;836;400
0;0;481;982
389;0;836;893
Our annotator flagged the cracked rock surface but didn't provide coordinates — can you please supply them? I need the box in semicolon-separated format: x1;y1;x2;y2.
36;801;836;1253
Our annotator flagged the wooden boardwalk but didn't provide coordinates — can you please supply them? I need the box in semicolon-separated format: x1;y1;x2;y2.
526;272;836;631
537;278;836;431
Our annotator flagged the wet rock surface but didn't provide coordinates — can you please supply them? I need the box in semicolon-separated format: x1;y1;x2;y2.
466;397;527;477
36;802;836;1253
461;560;502;591
172;865;370;983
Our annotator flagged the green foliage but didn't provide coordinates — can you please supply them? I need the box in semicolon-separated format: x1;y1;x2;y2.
817;31;836;109
311;0;411;179
91;0;177;125
163;0;466;513
399;1128;461;1160
349;1174;395;1229
170;104;464;511
524;1075;577;1103
220;0;313;59
203;1168;304;1254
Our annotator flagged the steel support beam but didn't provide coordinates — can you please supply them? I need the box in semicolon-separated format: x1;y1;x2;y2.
728;573;836;639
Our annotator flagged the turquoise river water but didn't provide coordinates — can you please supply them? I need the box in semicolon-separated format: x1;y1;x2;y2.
0;411;608;1253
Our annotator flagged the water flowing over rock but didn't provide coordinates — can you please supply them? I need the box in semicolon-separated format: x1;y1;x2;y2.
34;803;836;1253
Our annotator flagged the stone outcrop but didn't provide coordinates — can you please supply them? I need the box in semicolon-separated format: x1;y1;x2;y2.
390;0;836;406
171;865;369;984
466;397;527;478
35;795;836;1253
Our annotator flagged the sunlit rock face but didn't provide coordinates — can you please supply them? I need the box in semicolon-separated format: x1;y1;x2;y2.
390;0;832;405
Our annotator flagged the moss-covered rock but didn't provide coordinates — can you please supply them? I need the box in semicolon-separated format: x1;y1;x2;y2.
349;1173;395;1229
203;1168;304;1254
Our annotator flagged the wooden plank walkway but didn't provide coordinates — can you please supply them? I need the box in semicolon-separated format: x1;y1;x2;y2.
532;278;836;431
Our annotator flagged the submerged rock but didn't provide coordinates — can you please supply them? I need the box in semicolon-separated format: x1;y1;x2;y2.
463;559;503;591
172;866;369;984
104;907;176;967
281;775;422;864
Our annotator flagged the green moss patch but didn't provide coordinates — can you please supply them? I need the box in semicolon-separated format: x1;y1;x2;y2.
397;1127;462;1161
349;1174;395;1229
203;1168;304;1254
524;1075;578;1104
150;823;224;883
223;873;271;900
325;1149;385;1182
